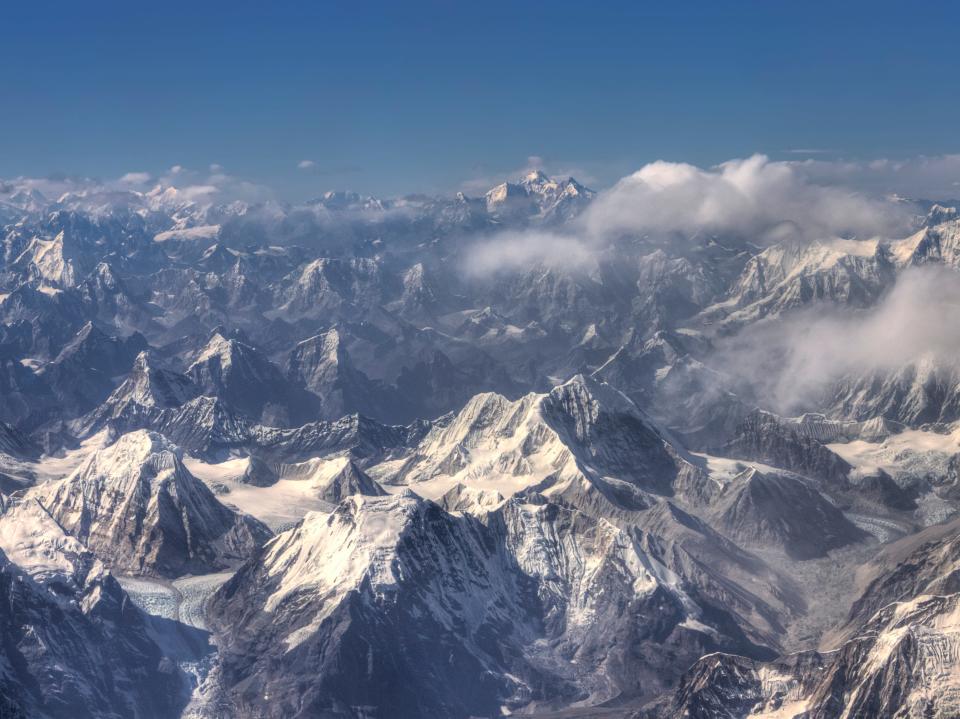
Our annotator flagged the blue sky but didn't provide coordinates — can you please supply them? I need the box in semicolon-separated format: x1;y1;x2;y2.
4;1;960;198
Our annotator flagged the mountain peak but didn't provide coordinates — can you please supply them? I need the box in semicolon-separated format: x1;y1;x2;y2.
33;429;270;577
523;169;550;184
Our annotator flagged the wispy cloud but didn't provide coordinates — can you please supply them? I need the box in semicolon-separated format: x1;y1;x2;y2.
297;159;316;170
462;230;596;276
715;266;960;413
118;171;152;186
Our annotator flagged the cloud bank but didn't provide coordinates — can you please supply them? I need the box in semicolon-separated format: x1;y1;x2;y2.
580;154;912;242
463;153;918;276
716;266;960;413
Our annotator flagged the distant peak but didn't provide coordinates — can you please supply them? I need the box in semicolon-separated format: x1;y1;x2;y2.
523;169;549;183
927;203;958;226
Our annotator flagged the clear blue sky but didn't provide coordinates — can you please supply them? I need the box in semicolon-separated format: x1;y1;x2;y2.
4;1;960;198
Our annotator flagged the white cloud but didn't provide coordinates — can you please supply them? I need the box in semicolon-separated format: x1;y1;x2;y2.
715;266;960;413
298;159;316;170
117;171;152;185
177;184;220;201
579;154;911;242
462;230;595;276
150;165;273;204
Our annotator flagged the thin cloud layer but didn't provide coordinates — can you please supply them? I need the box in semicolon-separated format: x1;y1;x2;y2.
793;153;960;200
716;266;960;413
0;165;274;208
462;230;596;276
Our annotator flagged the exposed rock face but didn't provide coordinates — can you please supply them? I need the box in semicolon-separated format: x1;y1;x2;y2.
848;468;917;510
187;331;321;425
843;517;960;635
31;430;271;578
484;170;595;222
239;453;279;487
709;467;866;559
0;421;39;459
206;492;780;718
541;376;686;495
827;356;960;426
6;172;960;718
700;238;896;328
643;592;960;719
74;351;201;436
273;256;387;320
713;410;852;484
642;515;960;719
207;493;539;719
285;328;395;421
79;386;432;464
275;455;386;503
38;321;148;416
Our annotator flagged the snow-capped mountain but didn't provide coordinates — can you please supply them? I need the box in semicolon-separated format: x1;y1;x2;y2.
1;169;960;717
205;490;784;717
25;430;270;577
485;170;595;222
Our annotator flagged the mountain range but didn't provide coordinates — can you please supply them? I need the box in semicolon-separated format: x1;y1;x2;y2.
0;171;958;717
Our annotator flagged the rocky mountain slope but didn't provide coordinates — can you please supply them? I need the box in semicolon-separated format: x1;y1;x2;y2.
27;430;271;577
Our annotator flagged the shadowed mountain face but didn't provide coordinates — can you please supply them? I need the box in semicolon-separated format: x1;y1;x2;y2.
641;521;960;719
0;499;188;719
1;174;960;718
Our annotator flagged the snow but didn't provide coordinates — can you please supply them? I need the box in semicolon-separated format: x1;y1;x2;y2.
828;237;881;257
278;455;351;487
175;572;235;630
33;428;113;483
747;700;810;718
374;390;580;500
690;451;792;487
890;228;927;266
190;332;236;367
0;498;90;583
153;224;221;242
262;494;416;628
844;513;907;543
184;455;333;529
678;618;720;638
828;426;960;480
120;572;235;630
118;576;179;621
